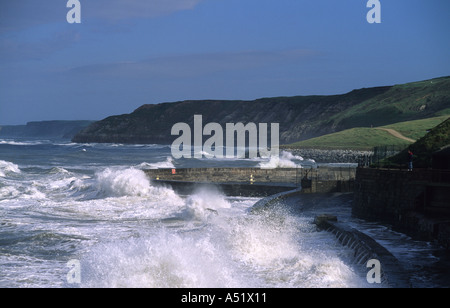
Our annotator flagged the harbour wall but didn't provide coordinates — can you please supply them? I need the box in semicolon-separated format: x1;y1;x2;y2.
314;215;410;288
353;168;450;248
249;189;410;287
144;167;356;196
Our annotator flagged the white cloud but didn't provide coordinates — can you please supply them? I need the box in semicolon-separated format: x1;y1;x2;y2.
0;0;206;32
67;49;318;78
86;0;205;20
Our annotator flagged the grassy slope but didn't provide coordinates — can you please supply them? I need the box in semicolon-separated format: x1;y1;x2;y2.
73;76;450;144
384;118;450;168
285;128;411;150
326;77;450;130
284;76;450;149
286;115;450;151
382;115;450;140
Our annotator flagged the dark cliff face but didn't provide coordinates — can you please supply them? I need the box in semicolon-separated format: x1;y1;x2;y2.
72;77;450;145
0;121;94;140
72;89;391;145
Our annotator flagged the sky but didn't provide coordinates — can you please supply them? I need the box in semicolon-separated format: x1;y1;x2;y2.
0;0;449;125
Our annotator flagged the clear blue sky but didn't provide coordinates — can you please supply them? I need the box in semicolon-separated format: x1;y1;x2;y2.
1;0;449;124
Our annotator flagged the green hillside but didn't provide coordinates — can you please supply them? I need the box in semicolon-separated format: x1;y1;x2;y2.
383;118;450;168
382;115;450;141
326;76;450;129
286;115;450;151
285;127;410;150
73;76;450;145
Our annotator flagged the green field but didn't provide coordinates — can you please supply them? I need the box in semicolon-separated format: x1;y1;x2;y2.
286;115;450;151
382;115;450;140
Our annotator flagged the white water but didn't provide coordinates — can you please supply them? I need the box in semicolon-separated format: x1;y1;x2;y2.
259;151;307;169
3;141;445;288
0;141;367;288
0;160;21;178
76;184;364;288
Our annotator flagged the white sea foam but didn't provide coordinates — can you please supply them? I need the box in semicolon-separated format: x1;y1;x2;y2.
0;160;21;177
38;167;186;221
1;139;441;288
0;181;46;201
0;140;49;146
137;157;175;170
183;187;232;220
78;201;365;288
258;151;304;169
80;230;242;288
93;167;181;201
0;185;21;200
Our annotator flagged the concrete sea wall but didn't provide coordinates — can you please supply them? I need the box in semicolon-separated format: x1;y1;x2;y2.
248;189;410;287
314;215;410;288
353;168;450;248
145;167;356;196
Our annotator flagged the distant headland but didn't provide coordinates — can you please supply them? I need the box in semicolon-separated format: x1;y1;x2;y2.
71;76;450;148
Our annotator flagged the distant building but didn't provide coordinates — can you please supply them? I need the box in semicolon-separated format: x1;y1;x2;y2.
432;146;450;170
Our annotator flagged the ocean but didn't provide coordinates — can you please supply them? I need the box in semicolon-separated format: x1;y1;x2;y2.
0;139;448;288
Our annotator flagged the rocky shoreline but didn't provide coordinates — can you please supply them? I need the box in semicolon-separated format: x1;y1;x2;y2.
284;148;374;164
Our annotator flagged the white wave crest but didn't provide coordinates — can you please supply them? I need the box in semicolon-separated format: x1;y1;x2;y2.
91;167;183;208
258;151;304;169
95;168;159;197
80;231;240;288
184;187;231;220
137;157;175;170
0;160;21;177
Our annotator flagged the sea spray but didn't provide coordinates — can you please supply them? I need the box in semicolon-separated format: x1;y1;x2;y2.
0;160;21;177
79;230;242;288
77;191;366;288
258;151;305;169
1;140;444;288
93;167;180;201
95;168;155;197
136;157;176;170
64;167;186;220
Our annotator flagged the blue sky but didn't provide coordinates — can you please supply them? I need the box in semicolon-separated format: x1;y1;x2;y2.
0;0;449;125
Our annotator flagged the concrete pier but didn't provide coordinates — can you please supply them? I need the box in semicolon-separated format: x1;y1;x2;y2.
144;167;356;196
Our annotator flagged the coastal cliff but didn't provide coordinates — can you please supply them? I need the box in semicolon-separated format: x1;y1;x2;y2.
0;121;94;140
72;77;450;145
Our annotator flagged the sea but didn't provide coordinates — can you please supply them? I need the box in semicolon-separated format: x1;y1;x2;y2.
0;138;449;288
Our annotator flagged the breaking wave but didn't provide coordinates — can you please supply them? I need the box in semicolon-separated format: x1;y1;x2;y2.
136;157;175;170
0;160;21;177
78;203;365;288
259;151;305;169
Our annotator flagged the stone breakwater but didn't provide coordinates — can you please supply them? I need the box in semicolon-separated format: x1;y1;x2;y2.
283;148;373;164
144;167;357;196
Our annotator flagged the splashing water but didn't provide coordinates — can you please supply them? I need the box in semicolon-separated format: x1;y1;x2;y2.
2;141;443;288
259;151;305;169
